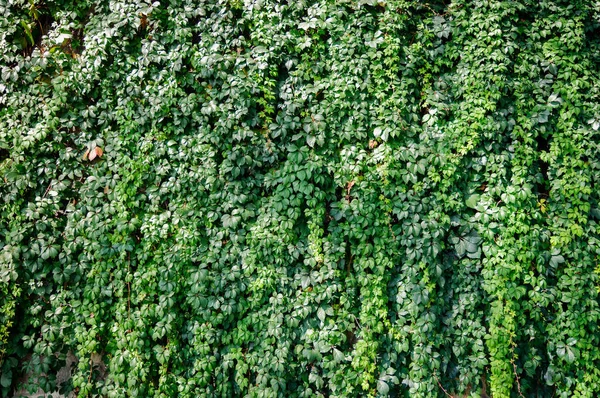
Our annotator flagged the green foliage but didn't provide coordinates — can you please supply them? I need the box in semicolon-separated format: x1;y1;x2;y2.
1;0;600;397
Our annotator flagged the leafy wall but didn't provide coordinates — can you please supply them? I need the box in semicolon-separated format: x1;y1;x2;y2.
2;0;600;397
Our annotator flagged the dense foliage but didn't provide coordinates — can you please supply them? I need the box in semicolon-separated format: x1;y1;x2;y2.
2;0;600;396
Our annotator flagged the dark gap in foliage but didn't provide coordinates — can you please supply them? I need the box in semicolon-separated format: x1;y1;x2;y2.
358;1;386;16
276;62;291;94
584;21;600;59
229;3;244;24
137;13;151;38
62;5;96;57
535;133;550;199
341;234;351;278
238;21;252;46
515;5;536;28
189;13;203;46
191;33;201;46
407;0;451;20
323;200;333;232
17;5;55;57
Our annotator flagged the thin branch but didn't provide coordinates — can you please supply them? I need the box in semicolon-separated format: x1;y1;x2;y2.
433;373;454;398
511;358;524;398
42;181;53;198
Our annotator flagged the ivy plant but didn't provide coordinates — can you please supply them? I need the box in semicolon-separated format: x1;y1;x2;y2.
2;0;600;397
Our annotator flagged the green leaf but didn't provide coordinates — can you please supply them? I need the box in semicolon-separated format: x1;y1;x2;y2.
317;307;326;322
550;254;565;268
466;194;480;209
333;348;345;363
377;380;389;395
0;370;11;388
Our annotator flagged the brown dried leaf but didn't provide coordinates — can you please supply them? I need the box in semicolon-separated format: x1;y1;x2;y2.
83;149;89;160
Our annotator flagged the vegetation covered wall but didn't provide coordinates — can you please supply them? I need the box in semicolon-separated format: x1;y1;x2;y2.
2;0;600;396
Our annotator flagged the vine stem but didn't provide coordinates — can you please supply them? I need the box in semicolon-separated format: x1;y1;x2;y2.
433;373;454;398
511;358;524;398
42;181;53;198
510;336;524;398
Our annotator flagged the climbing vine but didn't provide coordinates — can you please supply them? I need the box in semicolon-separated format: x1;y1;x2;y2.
1;0;600;397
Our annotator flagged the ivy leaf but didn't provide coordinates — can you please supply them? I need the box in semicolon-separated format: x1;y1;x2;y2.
332;348;345;363
556;342;578;363
544;366;556;385
377;380;389;395
550;254;565;268
0;370;11;388
317;307;326;322
466;194;480;209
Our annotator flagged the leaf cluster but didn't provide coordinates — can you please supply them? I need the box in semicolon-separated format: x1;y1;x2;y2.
2;0;600;397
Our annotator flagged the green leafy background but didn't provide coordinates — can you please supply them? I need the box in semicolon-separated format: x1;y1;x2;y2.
2;0;600;397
